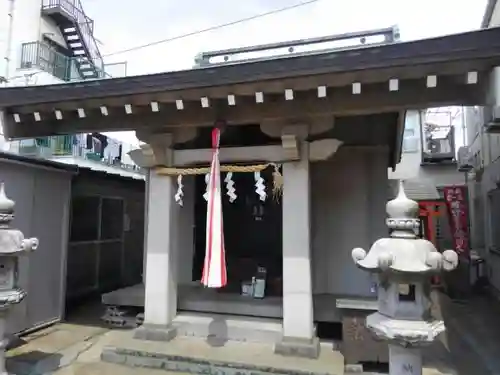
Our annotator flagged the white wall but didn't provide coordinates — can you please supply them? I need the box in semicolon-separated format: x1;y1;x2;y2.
39;16;67;46
311;147;388;297
2;0;42;79
0;0;67;80
8;68;66;86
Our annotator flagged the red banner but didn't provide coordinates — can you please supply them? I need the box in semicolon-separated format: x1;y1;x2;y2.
443;186;469;258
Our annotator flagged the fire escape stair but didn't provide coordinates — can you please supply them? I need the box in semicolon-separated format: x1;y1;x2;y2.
61;25;99;79
41;1;101;80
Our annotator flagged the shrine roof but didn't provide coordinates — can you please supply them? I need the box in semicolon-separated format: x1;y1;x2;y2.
1;27;500;108
1;27;500;141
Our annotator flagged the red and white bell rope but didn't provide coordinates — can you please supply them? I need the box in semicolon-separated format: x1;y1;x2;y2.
201;128;227;288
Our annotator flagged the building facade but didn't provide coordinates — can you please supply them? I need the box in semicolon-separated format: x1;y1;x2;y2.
0;0;127;85
0;0;137;176
390;108;465;197
462;0;500;296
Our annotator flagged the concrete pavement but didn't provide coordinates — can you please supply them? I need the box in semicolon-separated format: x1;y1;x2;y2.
5;291;500;375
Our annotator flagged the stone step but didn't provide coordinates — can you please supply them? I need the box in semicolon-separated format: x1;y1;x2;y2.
101;346;339;375
173;312;283;344
99;331;344;375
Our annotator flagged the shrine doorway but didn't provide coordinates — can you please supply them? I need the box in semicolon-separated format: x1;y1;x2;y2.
192;167;283;298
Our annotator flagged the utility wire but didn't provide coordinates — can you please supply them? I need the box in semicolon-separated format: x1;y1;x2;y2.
102;0;320;57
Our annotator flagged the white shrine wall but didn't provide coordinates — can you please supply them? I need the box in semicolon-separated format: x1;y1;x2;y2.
311;146;388;297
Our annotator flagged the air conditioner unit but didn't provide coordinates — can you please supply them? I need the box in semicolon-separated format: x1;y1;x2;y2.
457;146;473;172
484;106;500;133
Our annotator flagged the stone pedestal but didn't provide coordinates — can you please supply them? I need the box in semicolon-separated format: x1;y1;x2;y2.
340;307;388;365
389;345;422;375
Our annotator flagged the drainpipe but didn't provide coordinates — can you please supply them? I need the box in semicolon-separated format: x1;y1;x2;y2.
3;0;15;80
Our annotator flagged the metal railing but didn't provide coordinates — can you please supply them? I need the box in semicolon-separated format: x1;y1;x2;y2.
42;0;104;74
11;135;141;172
13;136;74;157
20;42;110;81
20;41;77;81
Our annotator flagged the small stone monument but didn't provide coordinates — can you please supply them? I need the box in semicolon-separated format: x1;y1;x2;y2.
352;181;458;375
0;183;38;375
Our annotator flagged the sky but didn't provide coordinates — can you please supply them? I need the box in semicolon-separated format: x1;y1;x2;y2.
80;0;488;144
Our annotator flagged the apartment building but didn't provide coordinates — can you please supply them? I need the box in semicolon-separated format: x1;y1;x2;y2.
0;0;139;176
1;0;111;84
460;0;500;296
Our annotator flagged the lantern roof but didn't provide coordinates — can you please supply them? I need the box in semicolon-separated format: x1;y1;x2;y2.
352;181;458;274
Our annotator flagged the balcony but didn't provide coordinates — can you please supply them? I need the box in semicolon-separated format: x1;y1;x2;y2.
20;41;76;81
421;122;456;164
10;135;142;175
20;42;109;82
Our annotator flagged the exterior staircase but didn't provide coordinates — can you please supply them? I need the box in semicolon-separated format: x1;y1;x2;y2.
41;0;103;79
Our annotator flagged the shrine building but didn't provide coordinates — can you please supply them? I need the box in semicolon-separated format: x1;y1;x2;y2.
1;26;500;359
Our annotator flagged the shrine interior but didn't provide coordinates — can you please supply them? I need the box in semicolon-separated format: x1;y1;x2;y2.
186;124;284;297
192;169;283;296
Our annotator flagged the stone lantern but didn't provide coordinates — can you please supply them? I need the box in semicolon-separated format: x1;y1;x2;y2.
352;181;458;375
0;183;38;375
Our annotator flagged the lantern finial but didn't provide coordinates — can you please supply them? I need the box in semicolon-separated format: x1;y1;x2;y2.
385;180;420;238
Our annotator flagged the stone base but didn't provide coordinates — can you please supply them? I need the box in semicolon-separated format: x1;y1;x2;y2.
101;343;340;375
274;336;320;359
133;323;177;342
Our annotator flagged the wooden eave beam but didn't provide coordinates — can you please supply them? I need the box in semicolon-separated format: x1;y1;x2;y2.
4;77;484;139
4;62;490;114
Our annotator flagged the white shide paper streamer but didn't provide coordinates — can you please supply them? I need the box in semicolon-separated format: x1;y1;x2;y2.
174;174;184;206
224;172;237;202
254;171;266;201
203;173;210;201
